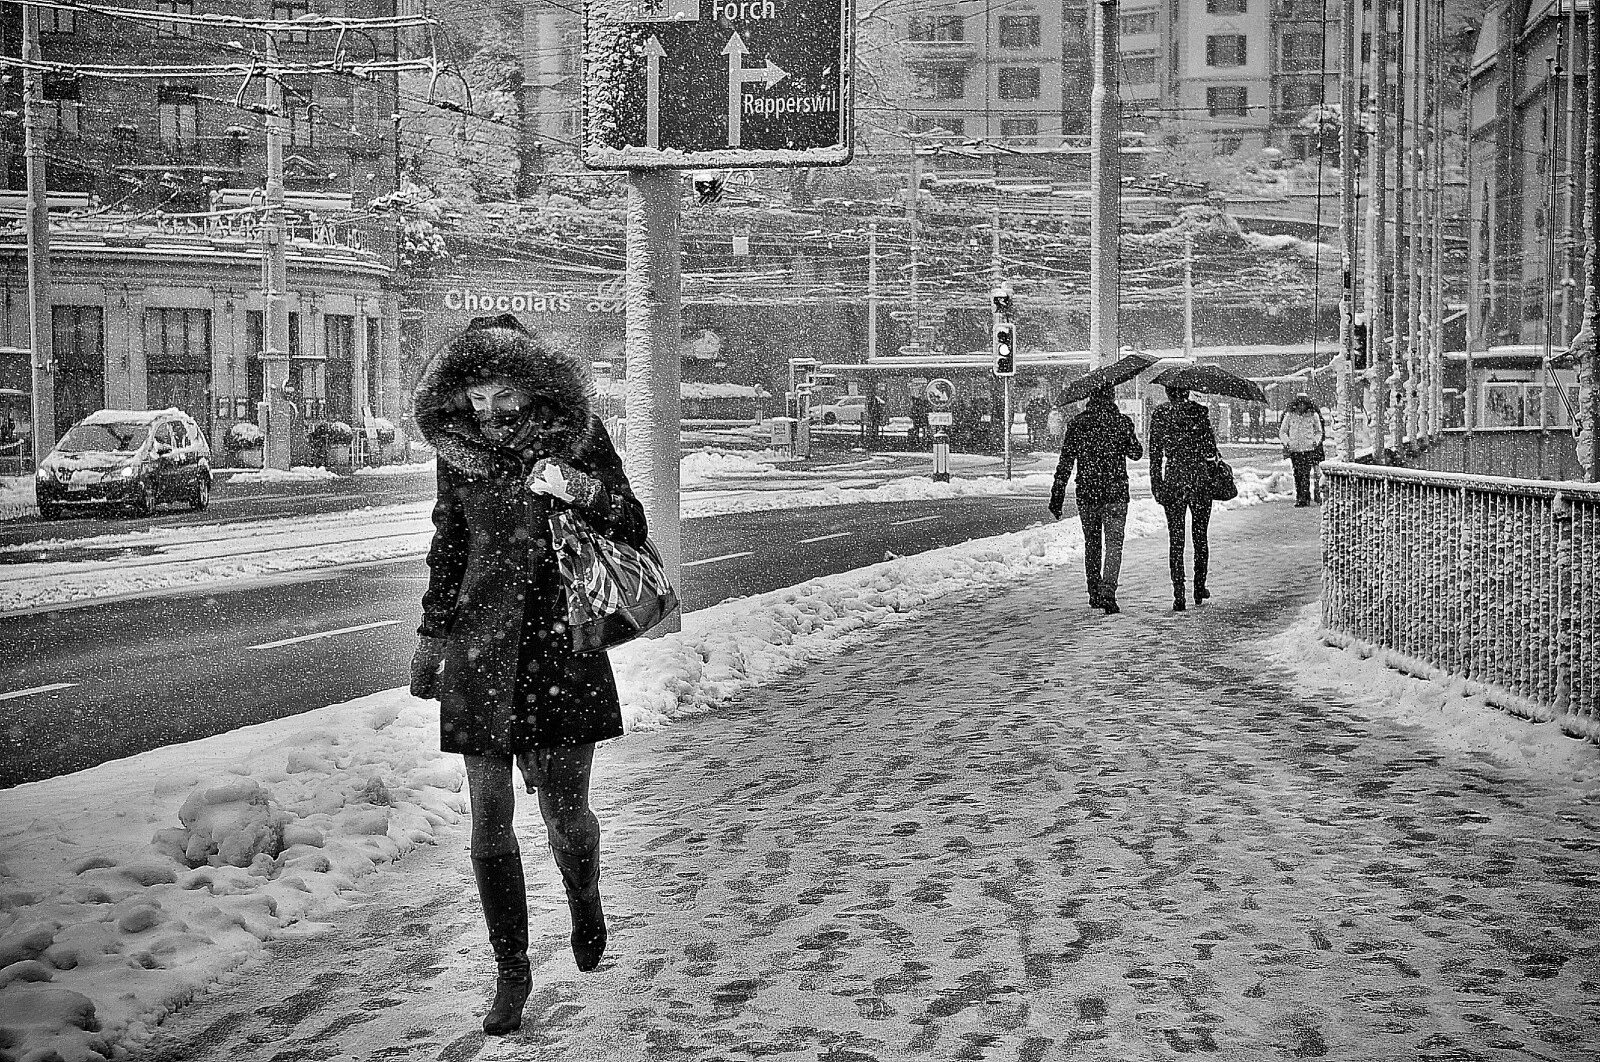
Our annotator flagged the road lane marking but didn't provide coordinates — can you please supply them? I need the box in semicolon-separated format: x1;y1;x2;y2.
0;682;78;701
797;532;851;544
888;515;942;527
248;620;403;651
682;551;753;568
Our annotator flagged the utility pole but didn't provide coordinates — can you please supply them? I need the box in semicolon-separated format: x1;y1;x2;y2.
624;170;684;631
1088;0;1120;370
1390;0;1409;451
1560;0;1579;344
1183;230;1195;359
1368;0;1390;462
21;5;53;460
261;33;292;471
1578;0;1600;481
1463;74;1478;436
1407;0;1426;445
1336;0;1358;460
866;222;877;361
1429;0;1446;438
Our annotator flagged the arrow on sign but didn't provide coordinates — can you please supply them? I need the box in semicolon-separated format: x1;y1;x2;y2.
722;32;788;148
643;36;666;149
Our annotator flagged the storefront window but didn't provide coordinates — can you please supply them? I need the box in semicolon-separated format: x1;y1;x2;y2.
53;306;105;439
144;308;212;428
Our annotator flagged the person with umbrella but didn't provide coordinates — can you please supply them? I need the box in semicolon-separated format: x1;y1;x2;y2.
1148;382;1223;611
1048;385;1144;613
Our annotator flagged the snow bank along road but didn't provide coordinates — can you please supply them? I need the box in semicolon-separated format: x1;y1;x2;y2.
0;493;1061;788
132;500;1600;1062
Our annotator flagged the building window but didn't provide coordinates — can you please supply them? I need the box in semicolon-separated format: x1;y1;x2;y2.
1206;0;1246;12
1280;81;1324;111
40;8;76;33
998;67;1041;100
52;307;105;438
910;15;965;42
157;86;197;149
911;115;965;138
1206;35;1247;67
1281;31;1323;72
324;315;355;424
998;16;1041;49
246;310;264;419
1207;86;1248;117
1119;11;1158;36
920;68;966;101
1122;53;1158;85
272;0;311;42
43;76;79;137
1000;118;1039;144
146;309;212;429
365;318;382;416
156;0;195;36
284;77;316;148
1215;134;1244;155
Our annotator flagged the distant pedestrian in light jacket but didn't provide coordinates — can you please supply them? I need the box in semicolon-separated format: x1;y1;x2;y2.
1049;386;1144;613
1278;393;1326;506
1148;385;1221;611
409;313;646;1036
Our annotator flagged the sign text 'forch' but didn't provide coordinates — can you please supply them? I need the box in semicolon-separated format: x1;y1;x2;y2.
582;0;854;169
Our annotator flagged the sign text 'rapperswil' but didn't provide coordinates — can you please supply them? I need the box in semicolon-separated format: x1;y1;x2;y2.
583;0;854;169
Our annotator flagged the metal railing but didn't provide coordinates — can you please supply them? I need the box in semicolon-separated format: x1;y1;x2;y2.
1321;460;1600;740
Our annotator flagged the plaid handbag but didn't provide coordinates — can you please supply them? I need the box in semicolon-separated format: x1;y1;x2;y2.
547;509;680;653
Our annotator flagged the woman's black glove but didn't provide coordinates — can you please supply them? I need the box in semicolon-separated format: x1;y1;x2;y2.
410;635;447;699
527;458;606;510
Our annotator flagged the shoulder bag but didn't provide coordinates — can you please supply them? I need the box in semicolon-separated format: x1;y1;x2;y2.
1202;454;1239;502
547;509;680;654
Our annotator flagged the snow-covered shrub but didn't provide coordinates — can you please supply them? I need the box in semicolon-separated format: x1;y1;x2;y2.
224;422;264;452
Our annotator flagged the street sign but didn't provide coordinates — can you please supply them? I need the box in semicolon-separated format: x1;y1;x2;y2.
582;0;854;169
925;378;955;409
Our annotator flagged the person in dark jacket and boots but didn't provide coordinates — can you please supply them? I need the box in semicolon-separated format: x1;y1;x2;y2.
1148;385;1221;611
1048;386;1144;613
408;314;646;1036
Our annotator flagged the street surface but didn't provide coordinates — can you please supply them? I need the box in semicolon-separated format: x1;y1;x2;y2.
135;501;1600;1061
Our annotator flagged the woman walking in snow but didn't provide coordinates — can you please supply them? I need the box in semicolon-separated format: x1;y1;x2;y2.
1147;385;1221;612
1277;393;1326;507
408;313;646;1035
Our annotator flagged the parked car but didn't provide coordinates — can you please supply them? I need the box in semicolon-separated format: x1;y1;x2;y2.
35;408;212;519
809;395;870;425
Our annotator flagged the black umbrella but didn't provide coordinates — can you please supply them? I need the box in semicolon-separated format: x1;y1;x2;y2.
1056;351;1158;405
1151;364;1267;403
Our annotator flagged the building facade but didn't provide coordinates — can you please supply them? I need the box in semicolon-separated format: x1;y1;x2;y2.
1468;0;1591;350
0;0;404;459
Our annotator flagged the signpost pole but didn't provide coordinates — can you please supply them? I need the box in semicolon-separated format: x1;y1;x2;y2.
1088;0;1121;371
624;170;684;634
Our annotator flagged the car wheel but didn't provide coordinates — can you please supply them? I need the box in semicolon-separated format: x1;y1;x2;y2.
191;475;210;511
126;483;156;517
823;413;838;425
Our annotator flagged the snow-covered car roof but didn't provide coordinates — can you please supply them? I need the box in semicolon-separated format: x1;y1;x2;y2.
81;407;193;425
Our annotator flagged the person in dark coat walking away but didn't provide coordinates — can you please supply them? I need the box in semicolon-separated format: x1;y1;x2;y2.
1148;385;1222;611
408;314;647;1035
1278;392;1326;506
1048;386;1144;613
864;388;885;448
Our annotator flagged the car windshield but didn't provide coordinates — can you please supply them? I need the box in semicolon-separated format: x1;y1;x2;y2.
56;422;150;454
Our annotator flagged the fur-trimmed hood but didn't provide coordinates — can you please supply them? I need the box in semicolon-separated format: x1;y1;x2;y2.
412;314;596;477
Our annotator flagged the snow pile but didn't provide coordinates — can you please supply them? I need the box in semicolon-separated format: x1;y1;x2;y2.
681;382;770;400
1261;604;1600;789
352;459;436;478
0;474;36;521
223;467;339;484
678;450;780;485
0;693;464;1062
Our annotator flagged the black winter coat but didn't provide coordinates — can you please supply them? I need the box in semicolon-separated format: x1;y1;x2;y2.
413;325;647;755
1148;399;1220;502
1051;399;1144;507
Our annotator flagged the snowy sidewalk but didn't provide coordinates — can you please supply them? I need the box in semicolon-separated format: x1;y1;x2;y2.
139;501;1600;1061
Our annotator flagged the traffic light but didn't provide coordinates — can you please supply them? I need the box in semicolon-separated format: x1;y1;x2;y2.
993;322;1016;377
990;282;1014;318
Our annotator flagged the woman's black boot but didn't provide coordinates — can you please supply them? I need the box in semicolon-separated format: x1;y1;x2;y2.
551;844;607;971
471;853;532;1035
